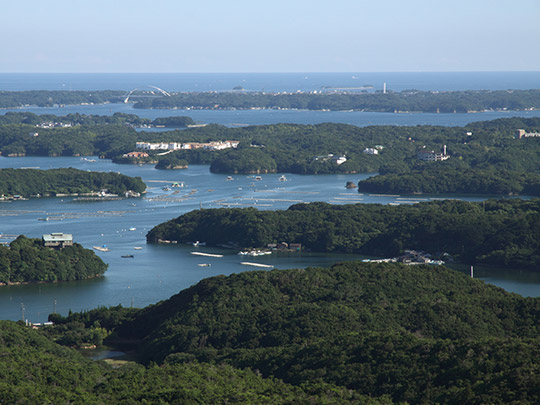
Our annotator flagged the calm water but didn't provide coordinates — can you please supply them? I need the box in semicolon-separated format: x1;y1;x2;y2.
1;72;540;92
0;72;539;322
0;156;538;323
5;103;540;128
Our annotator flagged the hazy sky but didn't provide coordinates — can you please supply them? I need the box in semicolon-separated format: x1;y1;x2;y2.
2;0;539;72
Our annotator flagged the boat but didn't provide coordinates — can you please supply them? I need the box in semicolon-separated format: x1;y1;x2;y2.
171;182;184;188
129;227;136;231
226;176;234;181
192;241;206;247
93;245;110;252
121;254;134;258
197;263;211;267
279;175;287;182
255;176;262;181
133;246;143;250
162;186;171;191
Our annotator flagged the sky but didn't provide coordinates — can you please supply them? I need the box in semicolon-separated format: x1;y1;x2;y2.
1;0;539;73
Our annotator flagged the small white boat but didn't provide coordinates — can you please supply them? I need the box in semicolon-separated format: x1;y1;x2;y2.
129;227;136;231
133;246;143;250
93;245;110;252
193;241;206;247
226;176;234;181
162;186;171;191
197;263;211;267
255;176;262;181
279;175;287;182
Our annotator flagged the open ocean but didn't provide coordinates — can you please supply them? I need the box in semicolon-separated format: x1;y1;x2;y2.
1;72;539;92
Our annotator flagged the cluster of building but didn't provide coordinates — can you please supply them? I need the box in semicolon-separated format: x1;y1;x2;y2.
36;122;73;128
135;140;240;151
417;145;450;162
362;145;384;155
363;250;446;266
312;154;347;165
266;242;302;251
516;129;540;139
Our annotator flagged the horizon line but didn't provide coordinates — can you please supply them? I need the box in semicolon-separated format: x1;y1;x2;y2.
1;71;540;75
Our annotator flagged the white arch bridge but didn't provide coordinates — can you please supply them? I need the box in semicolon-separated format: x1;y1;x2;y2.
124;86;172;103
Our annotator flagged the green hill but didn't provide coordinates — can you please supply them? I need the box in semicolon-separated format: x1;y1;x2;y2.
1;321;353;404
114;262;540;404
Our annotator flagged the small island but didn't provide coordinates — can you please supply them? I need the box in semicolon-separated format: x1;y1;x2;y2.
0;168;146;199
0;235;108;285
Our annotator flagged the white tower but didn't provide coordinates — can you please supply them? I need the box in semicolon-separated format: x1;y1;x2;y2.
383;82;387;94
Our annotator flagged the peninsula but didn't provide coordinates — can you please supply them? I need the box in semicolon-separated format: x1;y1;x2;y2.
147;199;540;270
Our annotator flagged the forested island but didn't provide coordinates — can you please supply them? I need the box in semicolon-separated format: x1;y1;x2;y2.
147;199;540;269
0;236;107;284
2;89;540;113
0;113;539;195
3;262;539;403
0;168;146;198
132;89;540;113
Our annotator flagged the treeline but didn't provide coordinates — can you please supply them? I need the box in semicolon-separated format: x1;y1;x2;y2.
133;89;540;112
133;116;540;177
2;89;540;112
0;111;194;128
358;167;540;196
0;168;146;197
147;199;540;269
0;236;107;284
109;262;539;403
0;90;125;108
0;114;539;177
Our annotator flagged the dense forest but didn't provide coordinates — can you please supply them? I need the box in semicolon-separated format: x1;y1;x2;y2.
358;166;540;196
0;236;107;284
147;198;540;269
0;321;353;404
1;113;539;194
2;89;539;113
17;262;538;403
0;90;124;108
0;112;539;174
0;111;194;128
0;168;146;197
132;89;540;113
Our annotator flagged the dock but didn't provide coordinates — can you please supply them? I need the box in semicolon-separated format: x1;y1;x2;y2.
190;251;224;258
240;262;274;268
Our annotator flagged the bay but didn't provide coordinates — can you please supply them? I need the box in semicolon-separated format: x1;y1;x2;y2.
0;156;537;323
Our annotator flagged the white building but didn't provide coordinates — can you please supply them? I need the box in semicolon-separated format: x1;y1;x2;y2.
363;148;379;155
516;129;540;139
332;155;347;165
